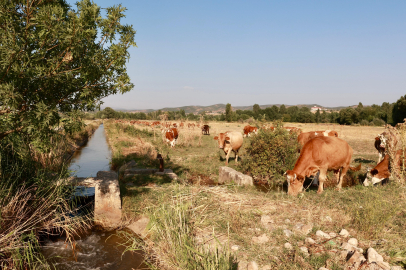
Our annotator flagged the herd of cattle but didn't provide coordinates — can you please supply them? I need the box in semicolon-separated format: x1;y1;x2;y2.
115;120;405;196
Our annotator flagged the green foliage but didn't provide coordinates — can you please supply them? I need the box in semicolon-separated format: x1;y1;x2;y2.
225;103;233;122
392;95;406;125
0;0;136;146
242;124;299;180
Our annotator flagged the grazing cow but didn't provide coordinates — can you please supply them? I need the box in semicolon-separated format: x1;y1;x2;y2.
165;128;178;148
243;125;258;137
364;149;406;186
214;131;243;165
202;125;210;135
179;122;184;128
375;131;398;163
284;136;361;196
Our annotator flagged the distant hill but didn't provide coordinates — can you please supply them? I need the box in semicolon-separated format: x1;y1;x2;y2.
118;103;356;114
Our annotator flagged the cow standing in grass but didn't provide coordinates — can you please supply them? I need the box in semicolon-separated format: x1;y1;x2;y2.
214;131;243;165
285;136;361;196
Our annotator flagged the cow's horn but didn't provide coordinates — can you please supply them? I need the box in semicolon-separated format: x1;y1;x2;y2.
283;172;287;176
294;173;296;179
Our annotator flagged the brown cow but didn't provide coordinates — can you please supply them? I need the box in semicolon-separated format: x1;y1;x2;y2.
375;131;397;163
214;131;243;165
165;128;178;148
364;149;406;186
285;136;360;196
202;125;210;135
243;125;258;137
298;130;338;148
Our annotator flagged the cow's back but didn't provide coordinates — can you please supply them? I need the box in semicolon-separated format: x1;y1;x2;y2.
300;136;352;168
225;131;243;151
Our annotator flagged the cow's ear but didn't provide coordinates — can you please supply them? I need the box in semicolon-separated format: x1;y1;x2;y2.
371;169;378;176
375;137;379;141
225;136;230;141
214;136;218;140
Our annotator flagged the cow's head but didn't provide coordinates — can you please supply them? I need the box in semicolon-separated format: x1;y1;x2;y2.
378;133;387;149
284;170;305;196
363;167;388;186
213;133;230;149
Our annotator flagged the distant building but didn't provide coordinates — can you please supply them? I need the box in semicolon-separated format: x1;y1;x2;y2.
310;106;325;113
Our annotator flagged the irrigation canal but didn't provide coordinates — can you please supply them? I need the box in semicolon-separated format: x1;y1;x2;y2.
41;123;148;270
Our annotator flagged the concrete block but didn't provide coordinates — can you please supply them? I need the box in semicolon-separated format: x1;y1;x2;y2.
94;171;122;230
219;166;253;186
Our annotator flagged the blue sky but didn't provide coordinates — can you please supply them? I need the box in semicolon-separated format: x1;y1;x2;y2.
67;0;406;110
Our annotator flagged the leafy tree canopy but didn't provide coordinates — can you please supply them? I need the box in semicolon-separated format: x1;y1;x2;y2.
0;0;136;146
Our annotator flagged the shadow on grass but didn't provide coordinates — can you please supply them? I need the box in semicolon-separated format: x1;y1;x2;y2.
354;157;376;164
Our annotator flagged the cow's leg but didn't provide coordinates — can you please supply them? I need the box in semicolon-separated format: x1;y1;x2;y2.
317;170;327;194
337;167;348;190
234;150;239;164
225;149;232;165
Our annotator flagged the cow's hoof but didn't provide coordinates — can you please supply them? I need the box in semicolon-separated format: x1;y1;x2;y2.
317;190;324;194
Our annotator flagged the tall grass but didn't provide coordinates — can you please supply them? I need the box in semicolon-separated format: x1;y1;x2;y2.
0;128;92;269
145;190;237;270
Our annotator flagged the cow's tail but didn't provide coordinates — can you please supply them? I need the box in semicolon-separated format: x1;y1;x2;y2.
349;164;362;171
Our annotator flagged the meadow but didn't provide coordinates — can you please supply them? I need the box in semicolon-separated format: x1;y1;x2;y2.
103;120;406;270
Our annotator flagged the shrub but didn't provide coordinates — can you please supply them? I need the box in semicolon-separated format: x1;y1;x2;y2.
360;119;370;126
242;123;299;181
372;118;386;126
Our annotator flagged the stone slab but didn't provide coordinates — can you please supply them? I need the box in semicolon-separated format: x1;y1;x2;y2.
218;166;253;186
94;171;122;230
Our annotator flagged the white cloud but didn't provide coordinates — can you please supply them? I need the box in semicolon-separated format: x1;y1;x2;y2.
183;86;194;90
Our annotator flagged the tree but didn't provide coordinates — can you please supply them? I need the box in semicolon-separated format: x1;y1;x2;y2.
392;95;406;125
103;107;116;119
253;104;260;119
225;103;232;122
0;0;136;144
315;109;321;123
279;104;287;115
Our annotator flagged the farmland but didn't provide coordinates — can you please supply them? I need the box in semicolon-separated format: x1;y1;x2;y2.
103;120;406;270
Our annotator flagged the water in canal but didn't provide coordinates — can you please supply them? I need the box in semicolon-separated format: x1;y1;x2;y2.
68;123;112;177
42;123;148;270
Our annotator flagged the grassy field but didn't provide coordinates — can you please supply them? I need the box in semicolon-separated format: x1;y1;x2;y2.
103;120;406;270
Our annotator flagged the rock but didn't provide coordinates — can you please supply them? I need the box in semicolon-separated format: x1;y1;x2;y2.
325;216;333;222
316;230;330;239
261;215;274;230
329;232;337;238
218;167;253;186
340;250;349;260
305;238;316;245
247;261;259;270
285;219;291;223
283;229;293;237
238;261;248;270
367;248;383;263
339;229;350;237
127;216;150;238
391;266;403;270
294;223;312;235
346;251;362;265
348;238;358;247
377;261;391;270
319;268;329;270
284;243;293;250
300;246;309;256
262;265;272;270
341;242;355;251
252;234;269;244
231;245;239;251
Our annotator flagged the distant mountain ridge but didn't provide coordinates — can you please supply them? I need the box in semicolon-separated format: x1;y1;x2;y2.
114;103;354;114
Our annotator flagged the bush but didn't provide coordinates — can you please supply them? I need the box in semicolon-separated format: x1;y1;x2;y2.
242;123;299;181
372;118;386;126
360;119;370;126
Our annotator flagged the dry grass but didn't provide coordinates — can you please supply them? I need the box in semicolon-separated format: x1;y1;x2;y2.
105;120;406;269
